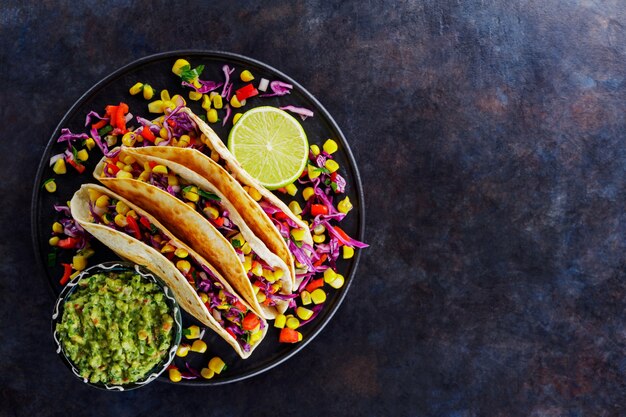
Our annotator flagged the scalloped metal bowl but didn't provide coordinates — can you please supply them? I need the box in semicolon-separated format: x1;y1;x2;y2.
51;261;182;391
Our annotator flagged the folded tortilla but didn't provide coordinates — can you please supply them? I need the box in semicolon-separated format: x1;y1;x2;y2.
94;151;292;320
70;184;267;359
181;107;315;278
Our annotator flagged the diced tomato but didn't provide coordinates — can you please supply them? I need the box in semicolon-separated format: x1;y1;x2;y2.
57;237;79;249
126;215;142;240
148;161;158;170
235;83;259;101
242;313;260;331
305;278;324;292
274;212;288;220
226;328;236;339
279;328;300;343
140;127;156;142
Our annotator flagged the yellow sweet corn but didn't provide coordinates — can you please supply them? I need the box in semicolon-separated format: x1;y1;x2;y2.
72;255;87;271
172;59;190;75
338;196;353;214
323;268;337;283
49;236;60;246
114;214;127;228
168;368;182;382
53;158;66;175
302;187;315;201
296;307;314;320
203;205;219;219
148;99;163;113
307;164;321;180
312;234;326;243
310;144;320;156
95;195;110;208
311;288;326;304
243;256;252;272
201;94;211;110
122;155;136;165
313;224;326;235
201;368;215;379
274;314;287;328
230;95;245;108
286;316;300;329
44;179;56;193
323;139;338;154
328;273;345;289
240;70;254;82
161;243;176;253
121;132;136;147
207;108;218;123
325;159;339;173
160;89;171;102
185;325;200;339
212;94;223;109
190;340;207;353
143;84;154;100
291;228;306;241
176;260;191;274
256;291;267;303
247;186;262;201
183;186;199;202
285;183;298;196
288;201;302;215
343;246;355;259
208;357;226;374
174;248;188;258
233;113;242;124
152;164;168;174
176;344;190;357
300;290;312;306
241;242;252;255
189;91;202;101
262;269;276;283
85;138;95;150
76;149;89;162
87;189;102;202
251;262;263;277
52;221;64;234
129;82;143;95
116;170;133;179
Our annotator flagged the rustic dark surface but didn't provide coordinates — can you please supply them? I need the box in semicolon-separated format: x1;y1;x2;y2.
2;0;626;416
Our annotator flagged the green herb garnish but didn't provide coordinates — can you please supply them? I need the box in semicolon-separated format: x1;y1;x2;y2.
198;189;221;201
179;64;205;83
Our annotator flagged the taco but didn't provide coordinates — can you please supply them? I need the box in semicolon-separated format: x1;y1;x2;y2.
94;149;293;319
182;107;315;279
70;184;267;358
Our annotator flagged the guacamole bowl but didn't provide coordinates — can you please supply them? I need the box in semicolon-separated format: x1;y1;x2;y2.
52;261;182;391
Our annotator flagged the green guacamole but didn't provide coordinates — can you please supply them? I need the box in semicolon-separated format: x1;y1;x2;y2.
56;271;174;385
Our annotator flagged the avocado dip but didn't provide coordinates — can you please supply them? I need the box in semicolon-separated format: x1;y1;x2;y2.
56;270;174;385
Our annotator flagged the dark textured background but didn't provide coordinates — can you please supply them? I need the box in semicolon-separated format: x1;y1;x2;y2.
2;1;626;416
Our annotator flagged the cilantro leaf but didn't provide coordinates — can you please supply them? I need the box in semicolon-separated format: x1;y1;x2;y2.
232;239;242;249
198;189;221;201
179;64;205;83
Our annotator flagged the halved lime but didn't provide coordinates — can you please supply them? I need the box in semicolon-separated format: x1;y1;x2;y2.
228;106;309;189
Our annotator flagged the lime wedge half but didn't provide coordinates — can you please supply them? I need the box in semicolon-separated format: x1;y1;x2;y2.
227;106;309;189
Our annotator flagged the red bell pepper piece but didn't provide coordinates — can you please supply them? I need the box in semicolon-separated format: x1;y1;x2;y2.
91;119;108;130
235;84;259;101
310;204;328;216
233;300;247;312
148;161;158;170
274;211;288;220
279;328;300;343
226;328;236;339
57;237;79;249
126;215;142;240
305;278;324;292
332;226;351;246
106;163;120;176
66;157;86;174
59;263;73;285
213;217;225;227
167;119;176;127
242;312;260;331
312;254;328;267
139;216;151;230
140;127;156;142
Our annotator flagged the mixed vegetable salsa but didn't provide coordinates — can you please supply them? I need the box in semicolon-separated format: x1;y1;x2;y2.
44;57;367;382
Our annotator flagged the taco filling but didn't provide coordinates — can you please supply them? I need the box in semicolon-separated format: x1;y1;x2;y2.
83;188;264;352
100;155;290;310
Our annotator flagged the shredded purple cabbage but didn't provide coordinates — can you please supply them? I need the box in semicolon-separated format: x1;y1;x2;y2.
279;105;314;120
221;65;235;99
57;128;89;150
259;81;293;97
84;110;108;127
182;79;223;94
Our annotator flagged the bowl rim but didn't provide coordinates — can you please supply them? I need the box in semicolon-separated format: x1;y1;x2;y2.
51;261;182;391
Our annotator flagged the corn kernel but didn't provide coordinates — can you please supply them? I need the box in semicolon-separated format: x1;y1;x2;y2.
323;139;339;154
323;268;337;283
161;244;176;253
285;183;298;196
311;288;327;304
203;205;219;219
201;368;215;379
329;274;345;289
143;84;154;100
176;344;190;357
115;161;125;170
247;186;262;201
178;135;190;147
288;201;302;215
300;290;312;305
53;158;67;175
126;210;138;219
207;108;218;123
152;165;168;174
106;135;118;147
338;196;353;214
129;82;143;95
296;306;314;320
121;132;136;147
185;325;200;339
44;180;57;193
212;94;223;109
85;138;95;150
256;291;267;303
189;91;202;101
274;314;286;328
168;368;182;383
190;340;207;353
313;234;326;243
325;159;339;173
307;164;321;180
210;149;220;162
116;170;133;179
160;89;171;102
148;99;163;113
313;224;326;235
75;149;89;162
176;260;191;274
274;269;284;279
208;357;226;374
243;256;252;272
262;269;276;283
233;113;242;124
291;228;306;241
286;316;300;329
343;246;355;259
302;187;315;201
172;58;190;75
201;94;211;110
87;189;102;202
49;236;60;246
310;144;320;156
166;175;178;186
183;186;199;202
250;329;263;344
240;70;254;82
114;214;127;227
72;255;87;271
252;262;263;277
241;242;252;255
95;195;110;208
230;95;245;108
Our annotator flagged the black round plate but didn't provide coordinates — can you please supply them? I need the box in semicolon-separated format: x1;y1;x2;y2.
32;50;365;385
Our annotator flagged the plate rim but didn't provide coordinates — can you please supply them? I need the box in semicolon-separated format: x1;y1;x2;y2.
31;49;366;386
